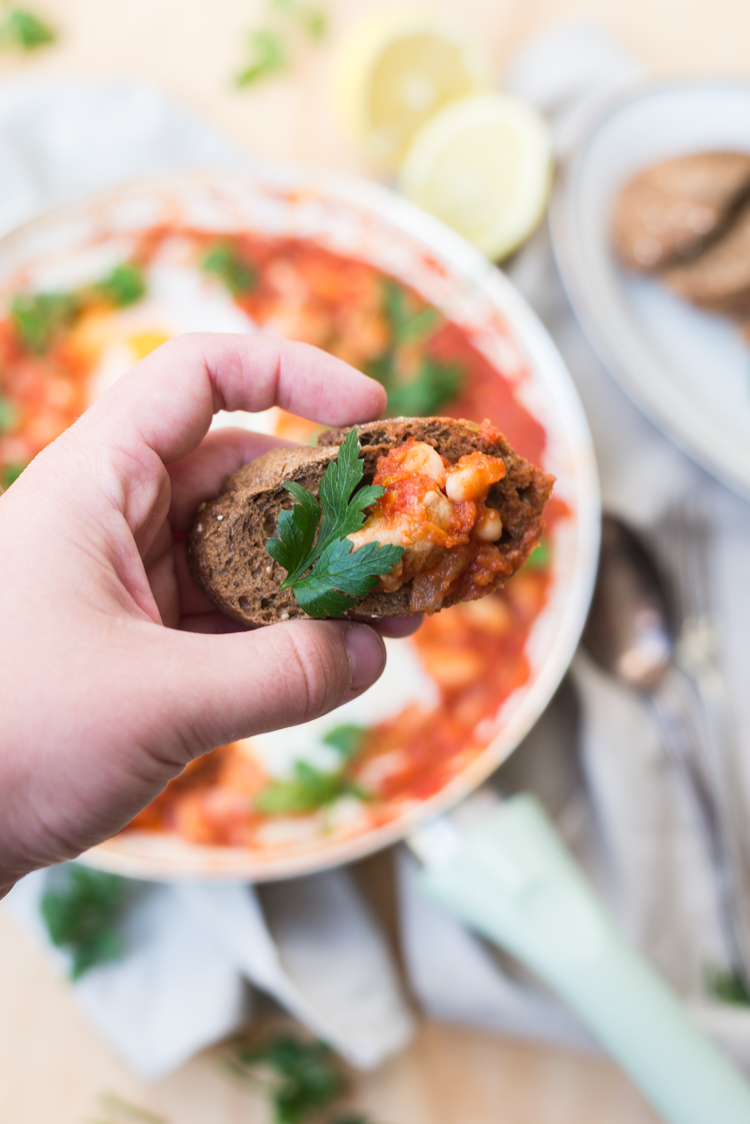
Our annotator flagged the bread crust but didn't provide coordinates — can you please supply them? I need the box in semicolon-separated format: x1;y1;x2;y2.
187;417;554;627
613;152;750;273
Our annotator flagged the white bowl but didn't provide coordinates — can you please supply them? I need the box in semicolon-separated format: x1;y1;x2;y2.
0;168;599;880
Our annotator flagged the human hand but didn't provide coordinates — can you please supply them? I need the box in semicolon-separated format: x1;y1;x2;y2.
0;333;419;894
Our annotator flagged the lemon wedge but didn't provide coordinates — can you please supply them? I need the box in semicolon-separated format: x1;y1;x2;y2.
399;92;553;261
332;7;490;170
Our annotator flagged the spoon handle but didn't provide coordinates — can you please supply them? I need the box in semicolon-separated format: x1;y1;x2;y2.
649;671;750;996
418;795;750;1124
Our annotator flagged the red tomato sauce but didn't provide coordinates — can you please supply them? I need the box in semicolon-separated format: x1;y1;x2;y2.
0;226;562;850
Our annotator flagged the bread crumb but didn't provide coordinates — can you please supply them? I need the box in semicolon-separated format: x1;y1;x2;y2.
280;612;290;620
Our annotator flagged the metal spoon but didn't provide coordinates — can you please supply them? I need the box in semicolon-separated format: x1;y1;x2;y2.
582;514;750;994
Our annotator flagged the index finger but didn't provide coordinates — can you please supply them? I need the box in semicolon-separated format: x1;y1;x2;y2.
77;332;386;466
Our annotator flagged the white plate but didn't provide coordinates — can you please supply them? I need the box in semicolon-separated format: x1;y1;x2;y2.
551;82;750;500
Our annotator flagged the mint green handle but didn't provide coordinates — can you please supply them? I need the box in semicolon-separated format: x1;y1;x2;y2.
419;795;750;1124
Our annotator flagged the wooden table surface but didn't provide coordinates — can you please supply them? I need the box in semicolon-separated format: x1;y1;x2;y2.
1;1;747;1121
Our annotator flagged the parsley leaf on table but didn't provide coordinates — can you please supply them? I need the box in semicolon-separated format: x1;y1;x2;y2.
0;8;56;51
236;27;287;87
705;965;750;1006
266;428;403;619
40;864;130;980
229;1035;345;1124
271;0;327;39
87;1092;169;1124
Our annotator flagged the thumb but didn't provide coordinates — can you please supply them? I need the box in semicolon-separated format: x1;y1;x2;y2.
144;619;387;759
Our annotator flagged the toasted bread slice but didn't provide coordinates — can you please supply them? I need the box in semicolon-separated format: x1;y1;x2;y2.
661;199;750;314
613;152;750;272
187;417;554;627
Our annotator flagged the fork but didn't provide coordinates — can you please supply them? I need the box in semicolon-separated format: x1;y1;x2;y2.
658;495;750;991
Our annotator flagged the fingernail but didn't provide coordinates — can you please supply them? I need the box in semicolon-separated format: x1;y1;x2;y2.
345;624;386;691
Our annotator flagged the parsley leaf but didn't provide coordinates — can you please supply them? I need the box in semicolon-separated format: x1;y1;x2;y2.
256;759;365;815
367;280;465;417
321;724;367;760
0;462;25;490
0;8;56;51
10;291;79;354
9;261;148;355
271;0;327;39
382;357;463;419
89;1093;169;1124
40;864;129;980
202;242;257;295
236;27;287;87
230;1035;344;1124
705;965;750;1006
526;538;552;570
266;428;404;618
290;537;402;619
383;279;439;346
0;391;18;435
94;263;146;307
268;480;322;583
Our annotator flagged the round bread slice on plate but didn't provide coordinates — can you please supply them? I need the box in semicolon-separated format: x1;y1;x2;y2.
612;151;750;272
188;416;554;627
661;199;750;314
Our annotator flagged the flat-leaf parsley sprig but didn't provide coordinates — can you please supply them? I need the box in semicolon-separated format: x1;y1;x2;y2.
266;429;403;619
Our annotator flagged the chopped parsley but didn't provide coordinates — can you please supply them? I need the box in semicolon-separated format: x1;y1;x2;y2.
94;263;147;307
266;428;403;619
40;864;130;980
321;723;368;760
10;291;80;354
526;538;552;570
201;242;257;296
8;261;148;355
0;462;25;490
368;280;464;418
255;724;369;816
255;760;366;816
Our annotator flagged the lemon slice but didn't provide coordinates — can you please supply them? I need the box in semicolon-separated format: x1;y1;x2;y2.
399;92;553;260
332;7;490;170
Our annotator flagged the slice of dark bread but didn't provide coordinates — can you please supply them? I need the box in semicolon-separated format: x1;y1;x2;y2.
661;199;750;314
613;152;750;272
187;417;554;627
